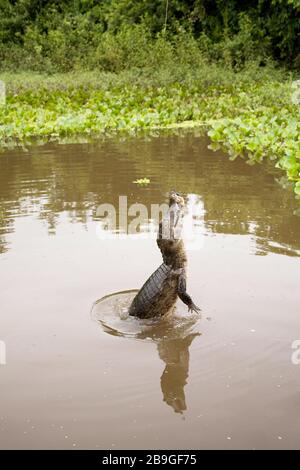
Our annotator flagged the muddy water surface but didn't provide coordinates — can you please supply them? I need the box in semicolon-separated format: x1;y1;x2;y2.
0;132;300;449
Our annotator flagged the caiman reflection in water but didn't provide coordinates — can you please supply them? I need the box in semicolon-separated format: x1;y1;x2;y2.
158;333;199;414
139;325;200;414
91;290;200;414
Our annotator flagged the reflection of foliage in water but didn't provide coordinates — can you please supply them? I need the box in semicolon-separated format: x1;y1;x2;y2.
0;132;300;257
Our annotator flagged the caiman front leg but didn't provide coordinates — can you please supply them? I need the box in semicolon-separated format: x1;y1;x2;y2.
177;272;201;314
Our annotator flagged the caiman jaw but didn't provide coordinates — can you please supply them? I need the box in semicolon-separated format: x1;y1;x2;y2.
169;191;185;207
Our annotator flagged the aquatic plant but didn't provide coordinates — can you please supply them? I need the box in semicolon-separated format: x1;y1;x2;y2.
133;178;151;186
0;66;299;196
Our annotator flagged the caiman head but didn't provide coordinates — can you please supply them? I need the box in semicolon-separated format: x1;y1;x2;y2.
168;191;185;208
157;191;187;268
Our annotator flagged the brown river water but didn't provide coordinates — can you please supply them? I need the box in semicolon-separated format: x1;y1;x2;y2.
0;132;300;450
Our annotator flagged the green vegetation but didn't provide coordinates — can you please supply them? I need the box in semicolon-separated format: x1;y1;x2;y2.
1;65;299;195
0;1;299;196
0;1;299;71
133;178;151;186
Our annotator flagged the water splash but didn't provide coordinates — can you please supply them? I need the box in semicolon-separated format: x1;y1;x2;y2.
91;289;201;341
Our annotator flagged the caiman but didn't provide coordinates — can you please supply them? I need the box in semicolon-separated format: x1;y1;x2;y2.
129;191;201;319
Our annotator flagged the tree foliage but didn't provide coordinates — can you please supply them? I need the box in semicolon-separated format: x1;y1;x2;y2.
0;1;299;70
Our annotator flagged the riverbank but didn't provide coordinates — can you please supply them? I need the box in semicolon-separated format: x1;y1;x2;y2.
0;66;299;196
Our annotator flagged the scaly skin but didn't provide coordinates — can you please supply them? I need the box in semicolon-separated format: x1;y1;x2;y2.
129;191;201;319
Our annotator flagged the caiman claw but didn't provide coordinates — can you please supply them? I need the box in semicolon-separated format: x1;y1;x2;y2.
188;303;202;315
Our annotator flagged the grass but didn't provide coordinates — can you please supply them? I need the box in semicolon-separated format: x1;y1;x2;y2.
0;64;299;197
